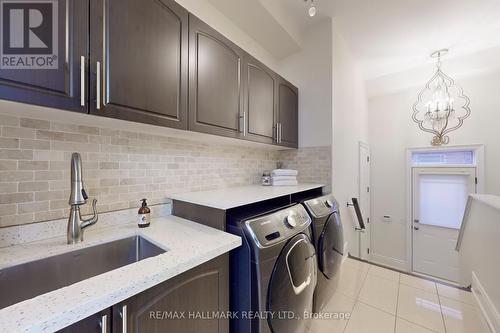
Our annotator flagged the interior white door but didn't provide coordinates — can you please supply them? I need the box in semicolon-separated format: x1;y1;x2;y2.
412;167;476;282
359;143;371;260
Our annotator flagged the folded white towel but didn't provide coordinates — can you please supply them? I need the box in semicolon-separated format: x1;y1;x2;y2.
271;175;297;181
272;179;298;186
271;169;298;177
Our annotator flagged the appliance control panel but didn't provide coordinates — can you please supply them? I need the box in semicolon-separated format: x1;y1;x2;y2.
303;194;339;218
245;204;311;248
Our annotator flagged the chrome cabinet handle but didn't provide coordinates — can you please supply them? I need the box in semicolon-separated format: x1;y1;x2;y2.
243;111;247;136
120;305;127;333
102;0;107;106
278;123;282;143
239;112;246;136
96;61;101;109
80;56;85;106
99;314;107;333
280;123;283;143
275;124;278;142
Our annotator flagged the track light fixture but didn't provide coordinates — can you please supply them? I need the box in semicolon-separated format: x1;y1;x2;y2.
305;0;316;17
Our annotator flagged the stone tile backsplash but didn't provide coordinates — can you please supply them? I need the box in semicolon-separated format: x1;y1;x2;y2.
278;146;332;193
0;113;331;227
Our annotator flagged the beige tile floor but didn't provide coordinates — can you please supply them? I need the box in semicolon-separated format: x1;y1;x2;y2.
307;258;491;333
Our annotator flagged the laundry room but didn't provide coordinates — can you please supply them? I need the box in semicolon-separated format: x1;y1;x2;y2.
1;0;499;332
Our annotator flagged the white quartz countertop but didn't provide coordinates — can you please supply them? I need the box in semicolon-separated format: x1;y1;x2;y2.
470;194;500;212
168;183;324;210
0;216;241;333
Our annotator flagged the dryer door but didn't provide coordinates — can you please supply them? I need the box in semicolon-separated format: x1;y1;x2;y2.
267;233;317;333
318;211;344;279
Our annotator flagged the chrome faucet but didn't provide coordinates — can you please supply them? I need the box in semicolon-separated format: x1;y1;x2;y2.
67;153;98;244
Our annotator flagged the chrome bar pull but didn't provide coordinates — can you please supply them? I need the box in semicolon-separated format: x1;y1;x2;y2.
80;56;85;106
96;61;101;109
100;314;107;333
243;111;247;136
120;305;127;333
102;0;107;106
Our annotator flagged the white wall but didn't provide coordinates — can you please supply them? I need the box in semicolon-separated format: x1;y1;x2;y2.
175;0;280;71
368;69;500;269
331;22;369;256
278;19;333;148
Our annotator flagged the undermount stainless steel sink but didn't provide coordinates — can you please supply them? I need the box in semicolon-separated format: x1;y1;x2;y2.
0;236;166;310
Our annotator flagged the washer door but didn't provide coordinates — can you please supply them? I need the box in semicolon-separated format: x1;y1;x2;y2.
267;234;317;333
318;211;344;279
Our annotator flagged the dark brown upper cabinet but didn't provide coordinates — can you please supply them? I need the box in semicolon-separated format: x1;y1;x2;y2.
242;55;278;145
188;14;245;139
0;0;88;112
89;0;188;129
0;0;299;148
277;78;299;148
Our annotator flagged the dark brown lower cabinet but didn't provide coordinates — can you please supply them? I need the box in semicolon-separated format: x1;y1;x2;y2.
58;254;228;333
56;308;110;333
113;254;228;333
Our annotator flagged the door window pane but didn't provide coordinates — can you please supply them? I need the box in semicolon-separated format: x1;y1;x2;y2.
419;174;470;229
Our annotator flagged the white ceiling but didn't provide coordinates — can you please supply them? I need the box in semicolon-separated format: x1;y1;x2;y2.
207;0;500;80
325;0;500;79
207;0;303;59
366;44;500;97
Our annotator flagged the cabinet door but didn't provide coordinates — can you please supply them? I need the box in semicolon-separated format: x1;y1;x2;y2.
89;0;188;129
188;14;244;139
113;254;229;333
243;55;277;144
277;78;299;148
57;308;110;333
0;0;88;112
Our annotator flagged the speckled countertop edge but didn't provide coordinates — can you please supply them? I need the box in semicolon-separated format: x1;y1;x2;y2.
0;216;241;333
168;183;325;210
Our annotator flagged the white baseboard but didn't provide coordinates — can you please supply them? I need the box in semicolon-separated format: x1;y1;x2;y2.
370;253;407;271
343;242;349;263
472;271;499;333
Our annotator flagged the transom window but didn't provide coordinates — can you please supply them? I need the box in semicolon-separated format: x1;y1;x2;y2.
412;150;475;166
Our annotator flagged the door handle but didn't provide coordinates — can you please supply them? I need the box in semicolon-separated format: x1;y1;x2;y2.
120;305;127;333
80;56;85;106
413;226;419;230
96;61;101;109
414;219;420;223
99;314;107;333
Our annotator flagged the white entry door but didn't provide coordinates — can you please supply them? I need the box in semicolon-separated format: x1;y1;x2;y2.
359;143;371;260
412;167;476;282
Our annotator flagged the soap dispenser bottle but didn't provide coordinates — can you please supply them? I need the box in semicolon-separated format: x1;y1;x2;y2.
138;199;151;228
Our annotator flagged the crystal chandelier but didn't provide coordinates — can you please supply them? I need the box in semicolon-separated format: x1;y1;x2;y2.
412;49;471;146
